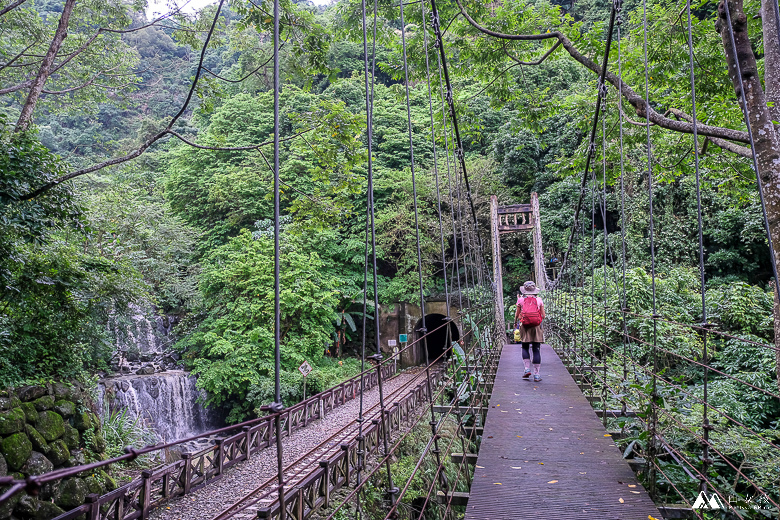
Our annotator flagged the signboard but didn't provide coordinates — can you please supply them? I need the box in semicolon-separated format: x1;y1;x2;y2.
298;360;313;377
399;334;408;343
388;339;397;347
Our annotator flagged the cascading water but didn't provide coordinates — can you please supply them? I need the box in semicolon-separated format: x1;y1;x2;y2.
100;372;219;443
101;303;222;444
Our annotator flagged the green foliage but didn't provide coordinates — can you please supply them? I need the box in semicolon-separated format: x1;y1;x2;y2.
98;401;158;463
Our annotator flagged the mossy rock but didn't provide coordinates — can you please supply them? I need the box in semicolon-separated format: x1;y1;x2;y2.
25;424;48;453
32;396;54;412
54;477;88;509
21;451;54;476
99;469;117;491
72;411;92;432
18;386;47;402
47;439;70;466
91;430;106;454
51;383;72;399
35;500;64;520
0;396;21;411
0;453;6;476
84;474;105;496
14;494;39;517
62;425;80;451
0;488;20;519
0;407;25;435
0;432;32;471
20;402;38;424
36;411;65;441
53;400;75;419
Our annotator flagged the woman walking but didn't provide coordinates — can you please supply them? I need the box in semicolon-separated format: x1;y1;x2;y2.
514;281;545;382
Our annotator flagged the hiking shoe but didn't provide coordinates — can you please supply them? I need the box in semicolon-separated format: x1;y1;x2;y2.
533;374;542;382
522;370;532;379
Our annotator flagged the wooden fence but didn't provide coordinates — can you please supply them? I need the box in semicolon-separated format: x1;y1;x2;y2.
52;362;397;520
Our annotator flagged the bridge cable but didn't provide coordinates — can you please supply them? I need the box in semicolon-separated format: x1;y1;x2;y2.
600;87;609;427
398;0;451;505
557;0;619;281
684;0;711;493
355;0;380;514
722;3;780;292
269;0;286;515
640;0;660;496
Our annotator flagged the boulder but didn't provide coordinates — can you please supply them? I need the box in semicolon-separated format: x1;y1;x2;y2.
46;440;70;466
18;386;47;402
51;383;72;400
20;402;38;424
25;425;48;453
65;450;85;468
32;396;54;412
72;411;93;432
119;381;130;392
0;453;6;476
53;400;75;419
36;411;65;441
0;407;25;435
54;478;88;509
99;470;117;492
84;475;105;496
62;425;80;451
35;501;64;520
1;433;32;471
91;429;106;454
0;396;21;411
0;489;20;519
21;452;53;476
135;364;155;376
14;494;39;517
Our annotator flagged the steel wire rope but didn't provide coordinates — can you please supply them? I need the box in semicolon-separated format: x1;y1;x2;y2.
585;321;780;454
639;0;660;495
321;315;495;520
396;0;451;510
601;89;609;426
722;1;780;308
354;0;381;515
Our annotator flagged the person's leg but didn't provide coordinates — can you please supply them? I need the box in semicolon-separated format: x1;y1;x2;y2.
532;342;542;379
521;342;532;376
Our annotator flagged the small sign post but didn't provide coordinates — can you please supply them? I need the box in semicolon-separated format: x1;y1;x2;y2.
298;361;313;401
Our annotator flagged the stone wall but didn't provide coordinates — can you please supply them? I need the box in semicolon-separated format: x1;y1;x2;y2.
0;384;115;520
378;301;461;367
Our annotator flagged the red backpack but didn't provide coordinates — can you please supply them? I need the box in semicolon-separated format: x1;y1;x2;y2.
519;297;543;327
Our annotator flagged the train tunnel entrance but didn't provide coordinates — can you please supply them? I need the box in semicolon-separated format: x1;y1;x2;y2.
414;314;460;363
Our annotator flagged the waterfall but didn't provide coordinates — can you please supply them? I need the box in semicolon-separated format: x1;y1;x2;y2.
100;371;220;443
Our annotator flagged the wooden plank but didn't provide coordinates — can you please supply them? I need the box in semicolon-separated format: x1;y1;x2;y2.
497;204;532;214
436;491;470;506
464;344;662;520
451;452;479;465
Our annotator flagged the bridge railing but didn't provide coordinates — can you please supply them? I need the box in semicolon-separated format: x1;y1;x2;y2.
546;280;780;518
48;363;396;520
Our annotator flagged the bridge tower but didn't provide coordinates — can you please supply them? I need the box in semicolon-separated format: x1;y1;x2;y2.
489;192;546;333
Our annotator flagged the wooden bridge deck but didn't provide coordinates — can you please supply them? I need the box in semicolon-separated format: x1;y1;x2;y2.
464;343;662;520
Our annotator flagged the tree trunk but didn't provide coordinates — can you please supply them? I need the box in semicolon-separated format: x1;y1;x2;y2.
14;0;77;132
718;0;780;394
773;281;780;396
761;0;780;122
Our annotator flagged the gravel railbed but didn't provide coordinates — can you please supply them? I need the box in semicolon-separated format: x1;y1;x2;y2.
152;367;427;520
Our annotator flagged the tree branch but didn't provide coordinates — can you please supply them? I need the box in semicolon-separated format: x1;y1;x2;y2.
202;45;280;83
0;0;29;17
667;107;752;157
454;0;752;144
0;42;38;73
0;79;32;95
18;0;228;200
14;0;76;131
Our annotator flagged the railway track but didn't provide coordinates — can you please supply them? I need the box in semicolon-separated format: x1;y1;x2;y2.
211;363;444;520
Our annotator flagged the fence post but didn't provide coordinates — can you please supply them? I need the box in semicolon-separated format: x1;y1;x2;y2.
181;453;193;495
85;493;99;520
140;469;153;520
243;425;252;460
215;439;224;477
319;460;330;508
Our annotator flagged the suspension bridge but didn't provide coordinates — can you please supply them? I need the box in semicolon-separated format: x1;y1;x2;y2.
2;0;779;517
